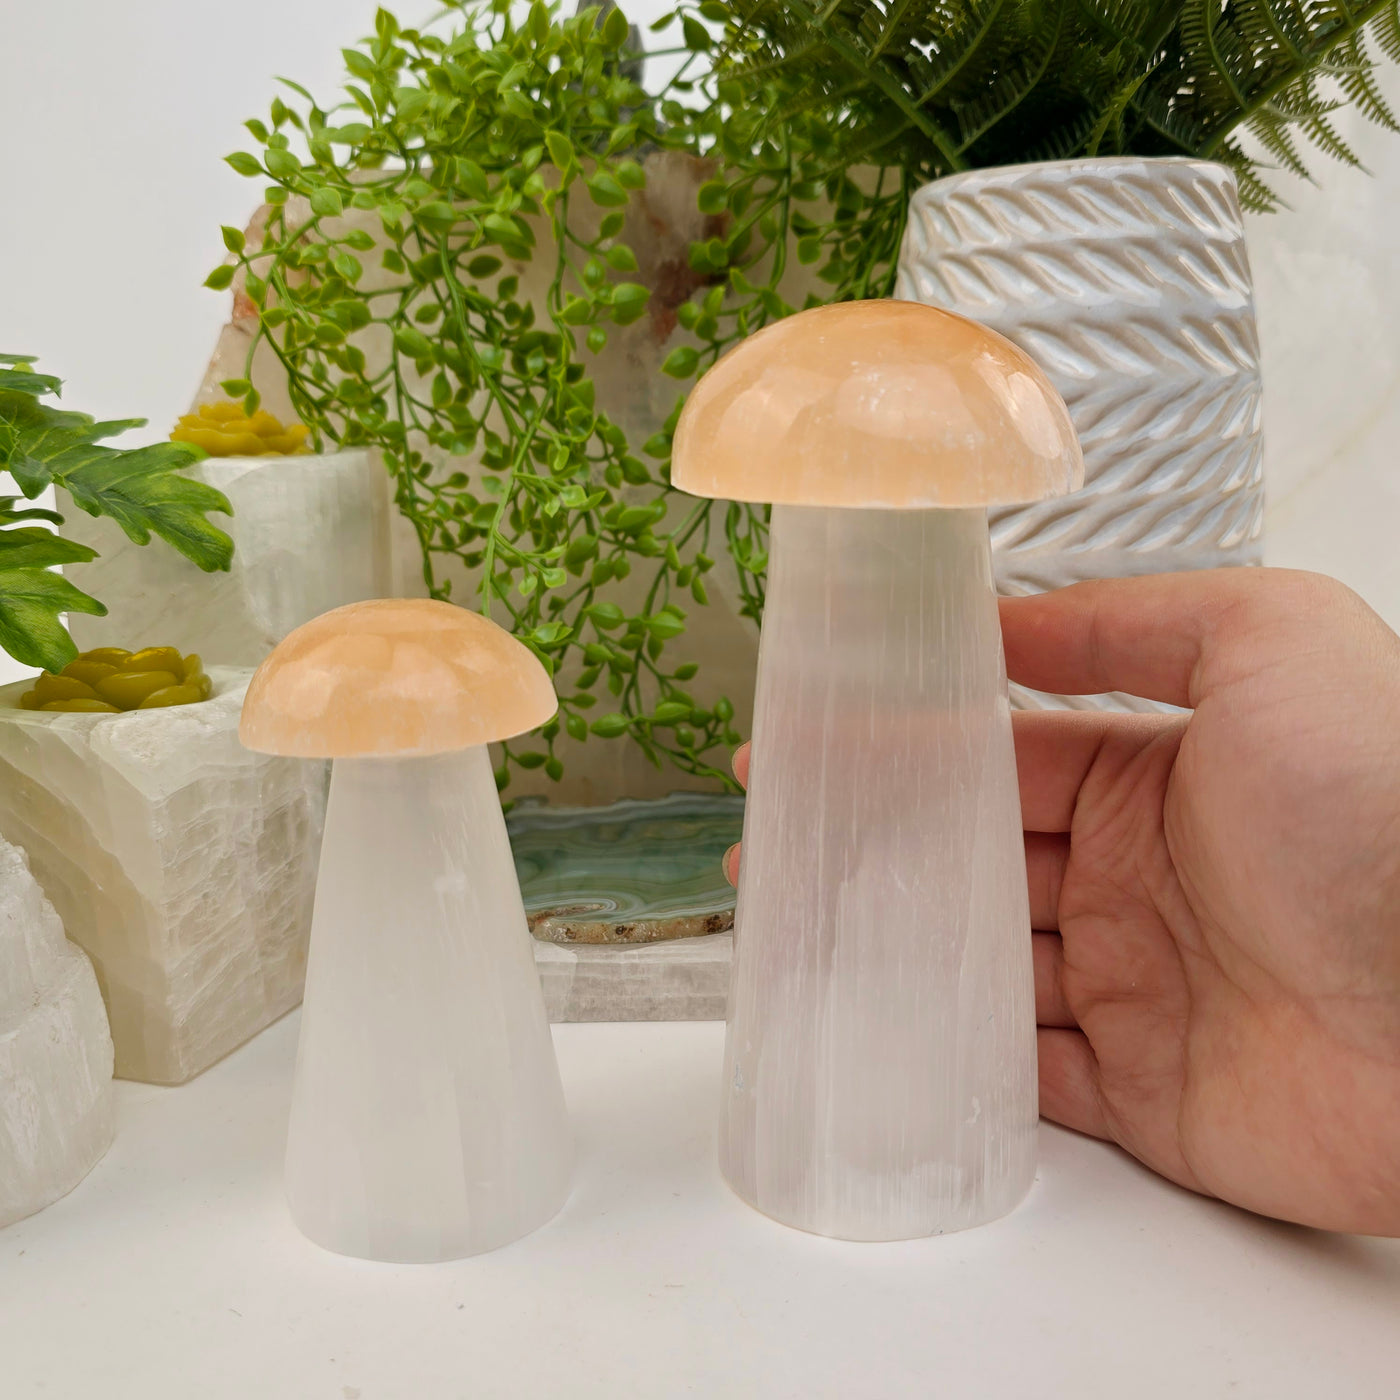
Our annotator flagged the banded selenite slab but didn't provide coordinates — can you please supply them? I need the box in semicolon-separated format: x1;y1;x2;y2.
0;671;325;1084
0;835;114;1228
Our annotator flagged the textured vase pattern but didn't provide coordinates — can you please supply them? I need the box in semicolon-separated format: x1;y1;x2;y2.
896;157;1264;712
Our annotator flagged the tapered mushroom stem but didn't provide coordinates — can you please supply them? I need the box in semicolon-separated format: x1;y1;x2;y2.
285;744;571;1262
721;505;1037;1240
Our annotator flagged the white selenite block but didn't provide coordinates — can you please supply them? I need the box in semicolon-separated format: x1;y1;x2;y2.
0;835;114;1229
287;748;570;1262
62;449;390;666
0;670;325;1085
535;934;731;1023
722;507;1037;1241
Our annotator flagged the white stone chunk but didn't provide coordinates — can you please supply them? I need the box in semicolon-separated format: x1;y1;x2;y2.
0;836;114;1229
0;671;325;1084
62;450;391;667
535;934;731;1023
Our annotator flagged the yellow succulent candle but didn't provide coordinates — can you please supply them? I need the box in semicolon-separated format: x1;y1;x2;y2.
170;401;311;457
20;649;213;713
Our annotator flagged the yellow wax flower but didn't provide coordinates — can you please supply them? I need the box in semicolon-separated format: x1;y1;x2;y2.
170;401;312;457
20;649;213;715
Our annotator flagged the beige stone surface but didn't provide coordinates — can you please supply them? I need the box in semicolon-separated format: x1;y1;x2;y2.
0;836;114;1228
0;670;325;1085
672;300;1083;509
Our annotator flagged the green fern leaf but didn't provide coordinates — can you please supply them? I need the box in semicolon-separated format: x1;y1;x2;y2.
1378;0;1400;63
723;0;1400;207
1249;108;1315;176
0;569;106;674
1333;34;1400;129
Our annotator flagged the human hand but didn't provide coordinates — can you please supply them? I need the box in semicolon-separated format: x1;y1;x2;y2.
728;569;1400;1235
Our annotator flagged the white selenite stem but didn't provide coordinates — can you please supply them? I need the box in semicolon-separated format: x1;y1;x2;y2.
721;505;1037;1241
284;746;571;1262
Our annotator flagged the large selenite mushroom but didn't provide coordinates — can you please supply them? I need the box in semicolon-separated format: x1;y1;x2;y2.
240;598;571;1262
673;299;1084;1241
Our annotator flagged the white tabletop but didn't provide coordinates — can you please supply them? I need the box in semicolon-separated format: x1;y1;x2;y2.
1;1014;1396;1400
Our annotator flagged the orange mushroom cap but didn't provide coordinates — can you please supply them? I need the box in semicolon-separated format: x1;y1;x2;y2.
671;300;1083;509
239;598;557;758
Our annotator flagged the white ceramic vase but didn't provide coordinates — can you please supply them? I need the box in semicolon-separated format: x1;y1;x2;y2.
897;156;1264;711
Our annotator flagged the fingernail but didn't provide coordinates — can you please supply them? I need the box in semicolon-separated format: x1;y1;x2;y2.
723;843;739;886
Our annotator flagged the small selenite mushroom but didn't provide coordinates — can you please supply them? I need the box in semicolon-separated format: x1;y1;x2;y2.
240;598;570;1262
673;300;1084;1241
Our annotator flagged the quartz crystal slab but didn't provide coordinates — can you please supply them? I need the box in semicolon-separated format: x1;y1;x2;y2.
510;793;744;944
723;506;1037;1240
62;450;390;667
0;671;325;1085
0;836;114;1229
896;157;1262;715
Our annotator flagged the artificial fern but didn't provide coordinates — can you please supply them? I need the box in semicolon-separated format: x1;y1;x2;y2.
714;0;1400;210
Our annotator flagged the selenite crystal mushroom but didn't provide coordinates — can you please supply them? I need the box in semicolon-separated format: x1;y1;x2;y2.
673;300;1084;1241
240;598;571;1261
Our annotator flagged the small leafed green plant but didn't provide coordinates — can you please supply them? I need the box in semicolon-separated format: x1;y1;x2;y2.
0;356;234;672
213;0;1399;790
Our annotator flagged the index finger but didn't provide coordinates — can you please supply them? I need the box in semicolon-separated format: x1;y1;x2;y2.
997;568;1333;708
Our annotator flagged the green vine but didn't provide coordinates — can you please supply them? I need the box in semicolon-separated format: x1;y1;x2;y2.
212;0;1399;791
213;0;910;793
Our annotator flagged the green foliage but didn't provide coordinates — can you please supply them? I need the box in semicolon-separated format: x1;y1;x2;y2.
214;0;1398;788
217;1;768;790
717;0;1400;211
0;356;234;672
